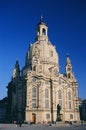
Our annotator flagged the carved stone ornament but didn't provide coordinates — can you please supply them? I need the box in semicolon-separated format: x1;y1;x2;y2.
34;47;40;58
32;77;36;82
54;68;59;76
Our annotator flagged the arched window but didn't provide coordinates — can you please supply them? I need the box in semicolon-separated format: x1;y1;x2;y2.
45;89;49;98
58;90;62;99
58;90;62;107
46;114;50;119
45;89;49;108
42;28;46;35
32;87;36;97
70;114;73;119
32;87;37;108
68;91;72;109
68;92;71;100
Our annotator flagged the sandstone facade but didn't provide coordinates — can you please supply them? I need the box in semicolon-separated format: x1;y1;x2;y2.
7;20;80;123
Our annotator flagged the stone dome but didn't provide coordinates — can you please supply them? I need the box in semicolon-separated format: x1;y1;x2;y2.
32;41;59;67
23;20;59;76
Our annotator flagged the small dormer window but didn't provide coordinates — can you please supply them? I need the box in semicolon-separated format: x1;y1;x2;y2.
33;65;36;71
50;51;53;57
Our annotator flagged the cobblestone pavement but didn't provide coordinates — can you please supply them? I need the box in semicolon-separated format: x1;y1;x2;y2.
0;124;86;130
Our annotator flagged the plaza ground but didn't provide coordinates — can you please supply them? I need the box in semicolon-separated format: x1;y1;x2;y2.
0;123;86;130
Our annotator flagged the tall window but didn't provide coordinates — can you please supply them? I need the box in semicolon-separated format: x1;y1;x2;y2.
46;114;50;119
68;92;71;100
42;28;46;35
45;89;49;98
32;87;37;108
45;89;49;108
58;90;62;107
68;91;72;109
70;114;73;119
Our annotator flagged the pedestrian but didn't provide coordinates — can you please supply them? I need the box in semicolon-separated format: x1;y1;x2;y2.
19;121;22;127
14;120;17;127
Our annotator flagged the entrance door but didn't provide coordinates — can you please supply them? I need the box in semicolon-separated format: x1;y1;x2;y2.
32;113;36;124
60;114;63;121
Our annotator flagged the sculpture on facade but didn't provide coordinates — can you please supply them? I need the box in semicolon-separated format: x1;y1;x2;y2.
56;104;61;121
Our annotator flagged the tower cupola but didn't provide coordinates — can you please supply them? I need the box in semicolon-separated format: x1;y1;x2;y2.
12;60;20;79
65;55;76;81
66;55;72;73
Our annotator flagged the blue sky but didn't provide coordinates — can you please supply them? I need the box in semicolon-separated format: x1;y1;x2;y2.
0;0;86;100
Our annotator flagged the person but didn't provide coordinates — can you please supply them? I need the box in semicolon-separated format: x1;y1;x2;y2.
14;120;17;127
69;121;72;125
19;121;22;127
81;120;83;126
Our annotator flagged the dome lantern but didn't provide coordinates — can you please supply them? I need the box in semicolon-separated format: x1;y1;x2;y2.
35;17;48;42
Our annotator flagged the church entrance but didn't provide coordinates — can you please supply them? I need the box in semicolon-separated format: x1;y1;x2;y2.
60;114;63;121
32;113;36;124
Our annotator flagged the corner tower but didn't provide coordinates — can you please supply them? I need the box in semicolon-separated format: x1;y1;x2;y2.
65;55;76;82
12;60;20;79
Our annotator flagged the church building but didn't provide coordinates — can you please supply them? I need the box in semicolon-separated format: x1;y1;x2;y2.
7;19;80;123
